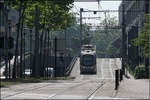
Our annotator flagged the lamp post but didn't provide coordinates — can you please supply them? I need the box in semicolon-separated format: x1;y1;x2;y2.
29;28;32;77
4;5;9;79
0;0;4;73
23;27;27;78
80;8;83;47
122;3;126;77
54;37;57;77
145;0;149;78
0;26;5;61
8;19;11;79
149;24;150;79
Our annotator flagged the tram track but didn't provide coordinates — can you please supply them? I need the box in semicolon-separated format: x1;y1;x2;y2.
86;81;106;100
46;79;98;99
46;79;113;100
1;58;118;99
3;83;52;99
45;58;116;99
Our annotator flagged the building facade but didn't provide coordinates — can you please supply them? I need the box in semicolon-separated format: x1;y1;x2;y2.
0;1;19;61
119;0;150;76
0;1;7;60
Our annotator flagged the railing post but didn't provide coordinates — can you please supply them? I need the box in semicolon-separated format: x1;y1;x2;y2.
120;69;123;81
54;37;57;77
115;69;119;90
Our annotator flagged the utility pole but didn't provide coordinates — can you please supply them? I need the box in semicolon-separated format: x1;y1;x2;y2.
4;5;8;79
149;0;150;79
23;28;26;78
145;0;149;78
8;19;11;79
54;37;57;77
104;11;108;58
47;29;50;78
20;20;23;78
122;3;126;76
80;8;83;47
149;20;150;79
64;29;67;76
32;6;40;78
0;1;3;65
29;28;32;77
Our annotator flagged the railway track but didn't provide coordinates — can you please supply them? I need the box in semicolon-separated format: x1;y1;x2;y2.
46;79;97;99
86;81;106;100
46;79;113;100
1;58;118;99
2;78;115;99
2;80;93;99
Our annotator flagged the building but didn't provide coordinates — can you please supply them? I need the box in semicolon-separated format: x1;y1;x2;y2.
119;0;150;76
0;1;7;60
0;2;19;61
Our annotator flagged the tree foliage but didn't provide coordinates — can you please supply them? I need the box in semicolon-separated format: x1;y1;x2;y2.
5;0;74;30
4;0;74;78
24;0;73;30
132;14;150;58
91;17;121;58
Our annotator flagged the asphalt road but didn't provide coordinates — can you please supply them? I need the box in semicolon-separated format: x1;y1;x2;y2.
1;58;125;99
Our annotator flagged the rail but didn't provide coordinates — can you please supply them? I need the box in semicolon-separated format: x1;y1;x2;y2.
65;55;78;76
24;50;31;55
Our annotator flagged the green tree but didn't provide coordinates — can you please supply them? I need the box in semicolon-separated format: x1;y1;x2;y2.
106;42;120;57
5;0;30;78
23;0;74;77
132;14;150;58
91;17;121;58
5;0;74;78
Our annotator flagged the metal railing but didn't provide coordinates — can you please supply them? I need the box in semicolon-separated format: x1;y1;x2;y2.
65;55;78;76
24;50;30;56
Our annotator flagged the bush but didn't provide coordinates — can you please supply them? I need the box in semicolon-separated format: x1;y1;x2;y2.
134;65;146;79
126;63;135;76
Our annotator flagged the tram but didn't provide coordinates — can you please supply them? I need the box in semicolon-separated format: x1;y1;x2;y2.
80;45;97;74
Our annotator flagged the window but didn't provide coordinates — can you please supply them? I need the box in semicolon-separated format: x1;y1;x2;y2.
82;55;94;66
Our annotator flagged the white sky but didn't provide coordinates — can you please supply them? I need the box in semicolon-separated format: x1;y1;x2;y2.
72;1;122;25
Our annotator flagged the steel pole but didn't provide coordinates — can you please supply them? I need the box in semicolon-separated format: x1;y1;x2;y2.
29;29;32;77
54;37;57;77
122;3;126;76
23;29;25;78
145;0;150;78
32;6;40;78
4;6;8;79
80;8;83;47
8;21;11;79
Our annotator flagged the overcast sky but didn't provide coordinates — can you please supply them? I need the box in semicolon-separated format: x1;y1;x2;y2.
72;1;122;25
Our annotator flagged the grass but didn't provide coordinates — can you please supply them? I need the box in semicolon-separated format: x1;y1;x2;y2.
126;64;135;77
44;77;75;80
0;78;41;87
0;81;22;87
0;77;75;87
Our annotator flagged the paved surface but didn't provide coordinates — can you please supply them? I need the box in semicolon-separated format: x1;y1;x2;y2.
115;73;150;99
1;58;149;99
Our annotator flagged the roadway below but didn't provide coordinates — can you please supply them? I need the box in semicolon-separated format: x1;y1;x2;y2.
1;58;148;99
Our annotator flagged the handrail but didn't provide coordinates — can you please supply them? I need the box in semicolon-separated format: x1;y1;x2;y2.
65;55;77;76
24;51;30;55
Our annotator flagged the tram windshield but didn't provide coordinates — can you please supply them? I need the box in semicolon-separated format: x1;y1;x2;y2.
82;55;94;66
